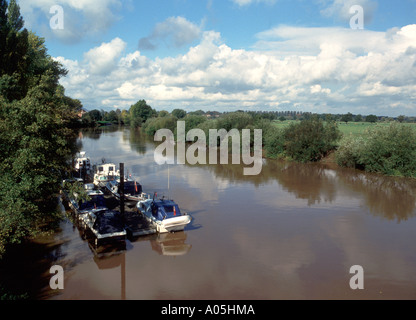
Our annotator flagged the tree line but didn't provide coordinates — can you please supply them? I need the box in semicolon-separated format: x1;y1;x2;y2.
105;99;416;178
81;102;416;128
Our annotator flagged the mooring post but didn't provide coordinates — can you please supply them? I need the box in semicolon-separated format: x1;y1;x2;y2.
120;163;125;224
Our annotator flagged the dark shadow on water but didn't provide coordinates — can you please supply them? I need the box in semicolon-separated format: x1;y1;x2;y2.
0;234;68;300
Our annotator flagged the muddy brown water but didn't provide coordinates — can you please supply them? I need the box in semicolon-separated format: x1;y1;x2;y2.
2;126;416;300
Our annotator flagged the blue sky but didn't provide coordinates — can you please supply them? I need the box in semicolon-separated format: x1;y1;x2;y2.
17;0;416;116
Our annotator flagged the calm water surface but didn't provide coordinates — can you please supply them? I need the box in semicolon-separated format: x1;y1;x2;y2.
7;126;416;300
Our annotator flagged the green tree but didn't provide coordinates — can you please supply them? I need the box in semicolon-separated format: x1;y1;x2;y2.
341;112;353;124
172;108;187;119
283;117;341;162
87;109;101;121
158;110;169;118
336;123;416;177
0;4;79;257
355;114;363;122
129;100;156;127
365;114;378;123
7;0;23;31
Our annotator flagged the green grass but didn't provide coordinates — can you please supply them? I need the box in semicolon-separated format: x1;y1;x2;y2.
273;120;416;139
337;122;377;137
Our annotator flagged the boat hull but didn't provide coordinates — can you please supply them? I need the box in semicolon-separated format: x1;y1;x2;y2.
158;215;192;233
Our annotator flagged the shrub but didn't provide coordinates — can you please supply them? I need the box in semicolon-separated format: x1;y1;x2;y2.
360;123;416;177
283;117;341;162
263;125;285;159
336;123;416;177
142;116;177;136
335;135;367;169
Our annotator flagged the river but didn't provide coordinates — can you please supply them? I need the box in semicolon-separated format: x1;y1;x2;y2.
2;126;416;300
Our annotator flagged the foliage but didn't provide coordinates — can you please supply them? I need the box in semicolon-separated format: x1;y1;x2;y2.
0;1;79;257
335;135;367;169
365;114;378;123
183;114;207;131
341;112;353;124
172;108;187;119
263;125;285;159
216;112;253;131
142;115;177;136
129;100;156;127
336;123;416;177
283;117;341;162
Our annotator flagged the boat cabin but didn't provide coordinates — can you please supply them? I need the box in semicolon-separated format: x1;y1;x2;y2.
140;199;183;221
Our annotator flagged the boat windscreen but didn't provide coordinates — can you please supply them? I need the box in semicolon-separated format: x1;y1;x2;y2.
79;195;106;210
154;201;182;218
124;181;142;195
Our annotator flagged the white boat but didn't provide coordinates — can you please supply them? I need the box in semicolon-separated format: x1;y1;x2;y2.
74;151;92;180
93;163;120;187
136;197;191;233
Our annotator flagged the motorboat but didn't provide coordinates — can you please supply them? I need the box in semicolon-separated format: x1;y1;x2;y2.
81;208;127;246
93;163;120;187
74;151;92;181
105;178;147;202
136;197;191;233
67;183;108;217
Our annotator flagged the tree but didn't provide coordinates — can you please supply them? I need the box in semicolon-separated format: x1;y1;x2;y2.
158;110;169;118
341;112;353;124
88;109;102;122
172;108;187;119
355;114;363;122
283;117;341;162
0;4;79;257
7;0;23;31
129;100;156;127
397;115;405;123
365;114;378;123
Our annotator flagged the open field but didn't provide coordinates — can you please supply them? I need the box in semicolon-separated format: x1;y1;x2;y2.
272;120;416;138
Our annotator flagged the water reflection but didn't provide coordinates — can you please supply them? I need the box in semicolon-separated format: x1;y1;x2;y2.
338;171;416;222
150;232;192;256
113;127;416;221
182;157;416;222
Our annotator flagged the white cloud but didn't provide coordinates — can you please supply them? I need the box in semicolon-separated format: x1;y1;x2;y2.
57;24;416;116
231;0;277;6
18;0;122;43
320;0;378;24
84;37;126;75
138;16;202;51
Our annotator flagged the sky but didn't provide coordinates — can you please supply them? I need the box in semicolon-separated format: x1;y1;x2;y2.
16;0;416;116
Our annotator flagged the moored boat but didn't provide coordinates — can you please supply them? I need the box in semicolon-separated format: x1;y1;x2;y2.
80;208;127;246
93;163;120;187
136;197;191;233
105;178;147;203
67;183;108;217
74;151;92;181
